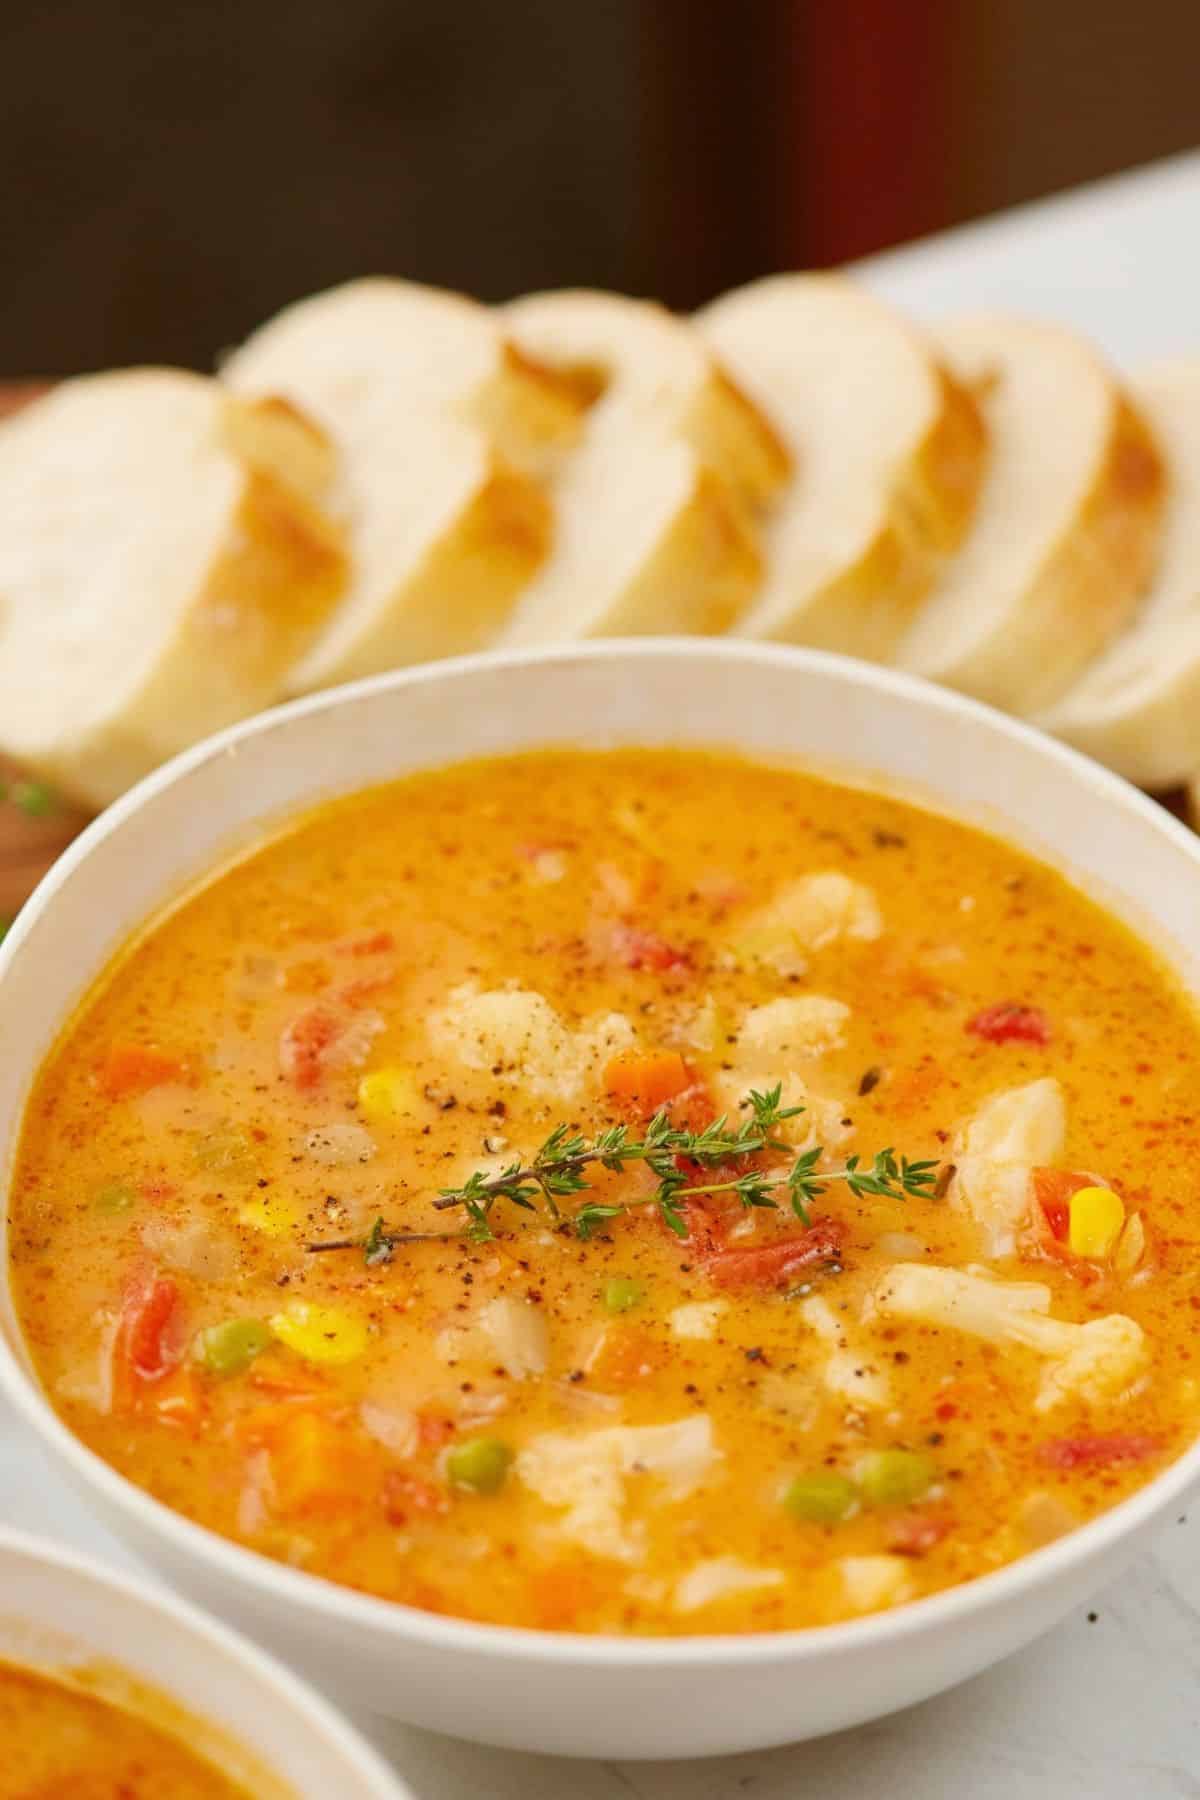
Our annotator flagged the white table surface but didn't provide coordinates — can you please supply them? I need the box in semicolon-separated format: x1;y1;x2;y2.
6;152;1200;1797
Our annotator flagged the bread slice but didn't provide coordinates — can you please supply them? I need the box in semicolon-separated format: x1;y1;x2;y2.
223;279;585;691
495;289;790;645
697;274;987;657
0;368;345;809
897;316;1165;714
1043;359;1200;786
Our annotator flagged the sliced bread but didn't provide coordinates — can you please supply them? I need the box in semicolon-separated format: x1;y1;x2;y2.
698;274;987;657
0;368;345;809
1043;359;1200;786
897;316;1165;714
496;289;790;644
223;279;584;692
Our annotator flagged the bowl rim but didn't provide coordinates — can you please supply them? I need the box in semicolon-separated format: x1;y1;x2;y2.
0;1523;410;1792
3;635;1200;1670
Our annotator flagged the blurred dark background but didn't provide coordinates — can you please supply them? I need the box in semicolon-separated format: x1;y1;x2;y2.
4;0;1200;374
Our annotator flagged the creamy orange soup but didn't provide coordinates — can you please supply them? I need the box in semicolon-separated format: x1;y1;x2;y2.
0;1657;252;1798
10;750;1200;1635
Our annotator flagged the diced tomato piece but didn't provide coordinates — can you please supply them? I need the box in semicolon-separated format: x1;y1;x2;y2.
605;1050;693;1117
666;1196;728;1257
120;1276;181;1384
1038;1433;1163;1471
382;1469;451;1524
886;1513;952;1556
588;1325;666;1388
344;930;395;957
611;923;691;973
99;1043;184;1100
278;1004;341;1089
1032;1168;1092;1241
337;970;395;1008
702;1219;845;1289
416;1409;456;1449
966;1002;1051;1046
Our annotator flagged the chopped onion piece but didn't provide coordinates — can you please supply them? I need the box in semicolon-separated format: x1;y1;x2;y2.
303;1122;377;1166
479;1296;548;1378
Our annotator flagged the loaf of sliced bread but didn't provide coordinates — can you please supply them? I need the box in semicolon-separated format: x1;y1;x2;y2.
897;317;1165;714
0;368;345;809
496;289;790;644
223;279;585;692
1044;359;1200;785
698;274;987;657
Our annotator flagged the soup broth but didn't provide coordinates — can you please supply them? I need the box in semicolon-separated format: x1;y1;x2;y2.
0;1657;253;1798
10;750;1200;1634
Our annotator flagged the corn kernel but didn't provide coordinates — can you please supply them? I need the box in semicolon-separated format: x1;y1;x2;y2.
1068;1185;1124;1259
357;1066;418;1126
269;1300;369;1365
238;1193;302;1239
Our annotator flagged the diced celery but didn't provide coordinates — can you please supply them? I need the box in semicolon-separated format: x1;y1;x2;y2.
603;1276;643;1314
195;1318;271;1378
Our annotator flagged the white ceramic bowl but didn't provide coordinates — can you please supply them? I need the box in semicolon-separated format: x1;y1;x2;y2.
0;1525;408;1795
2;641;1199;1760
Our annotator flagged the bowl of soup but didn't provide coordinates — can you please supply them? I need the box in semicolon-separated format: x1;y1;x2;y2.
1;640;1199;1759
0;1525;408;1795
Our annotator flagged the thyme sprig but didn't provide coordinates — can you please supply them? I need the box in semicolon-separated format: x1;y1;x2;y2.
307;1085;939;1264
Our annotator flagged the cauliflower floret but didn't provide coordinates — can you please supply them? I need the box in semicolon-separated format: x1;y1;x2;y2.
673;1557;784;1614
951;1077;1066;1255
711;1070;854;1156
839;1554;915;1614
736;995;850;1060
669;1300;727;1341
515;1417;718;1563
864;1262;1146;1413
753;872;883;951
801;1294;891;1410
427;982;634;1102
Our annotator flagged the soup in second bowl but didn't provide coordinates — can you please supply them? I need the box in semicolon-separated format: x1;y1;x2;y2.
9;749;1200;1634
0;1655;265;1798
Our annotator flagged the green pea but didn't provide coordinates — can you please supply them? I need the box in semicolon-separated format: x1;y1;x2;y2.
858;1449;935;1507
446;1436;513;1495
94;1181;136;1214
12;780;57;818
781;1471;858;1524
195;1318;271;1378
602;1276;643;1314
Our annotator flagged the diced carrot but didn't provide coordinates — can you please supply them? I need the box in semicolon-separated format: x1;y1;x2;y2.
605;1050;693;1119
281;957;332;994
99;1044;184;1100
588;1325;666;1388
703;1219;845;1289
145;1364;205;1433
382;1469;451;1524
887;1512;952;1556
264;1409;373;1517
530;1560;602;1629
